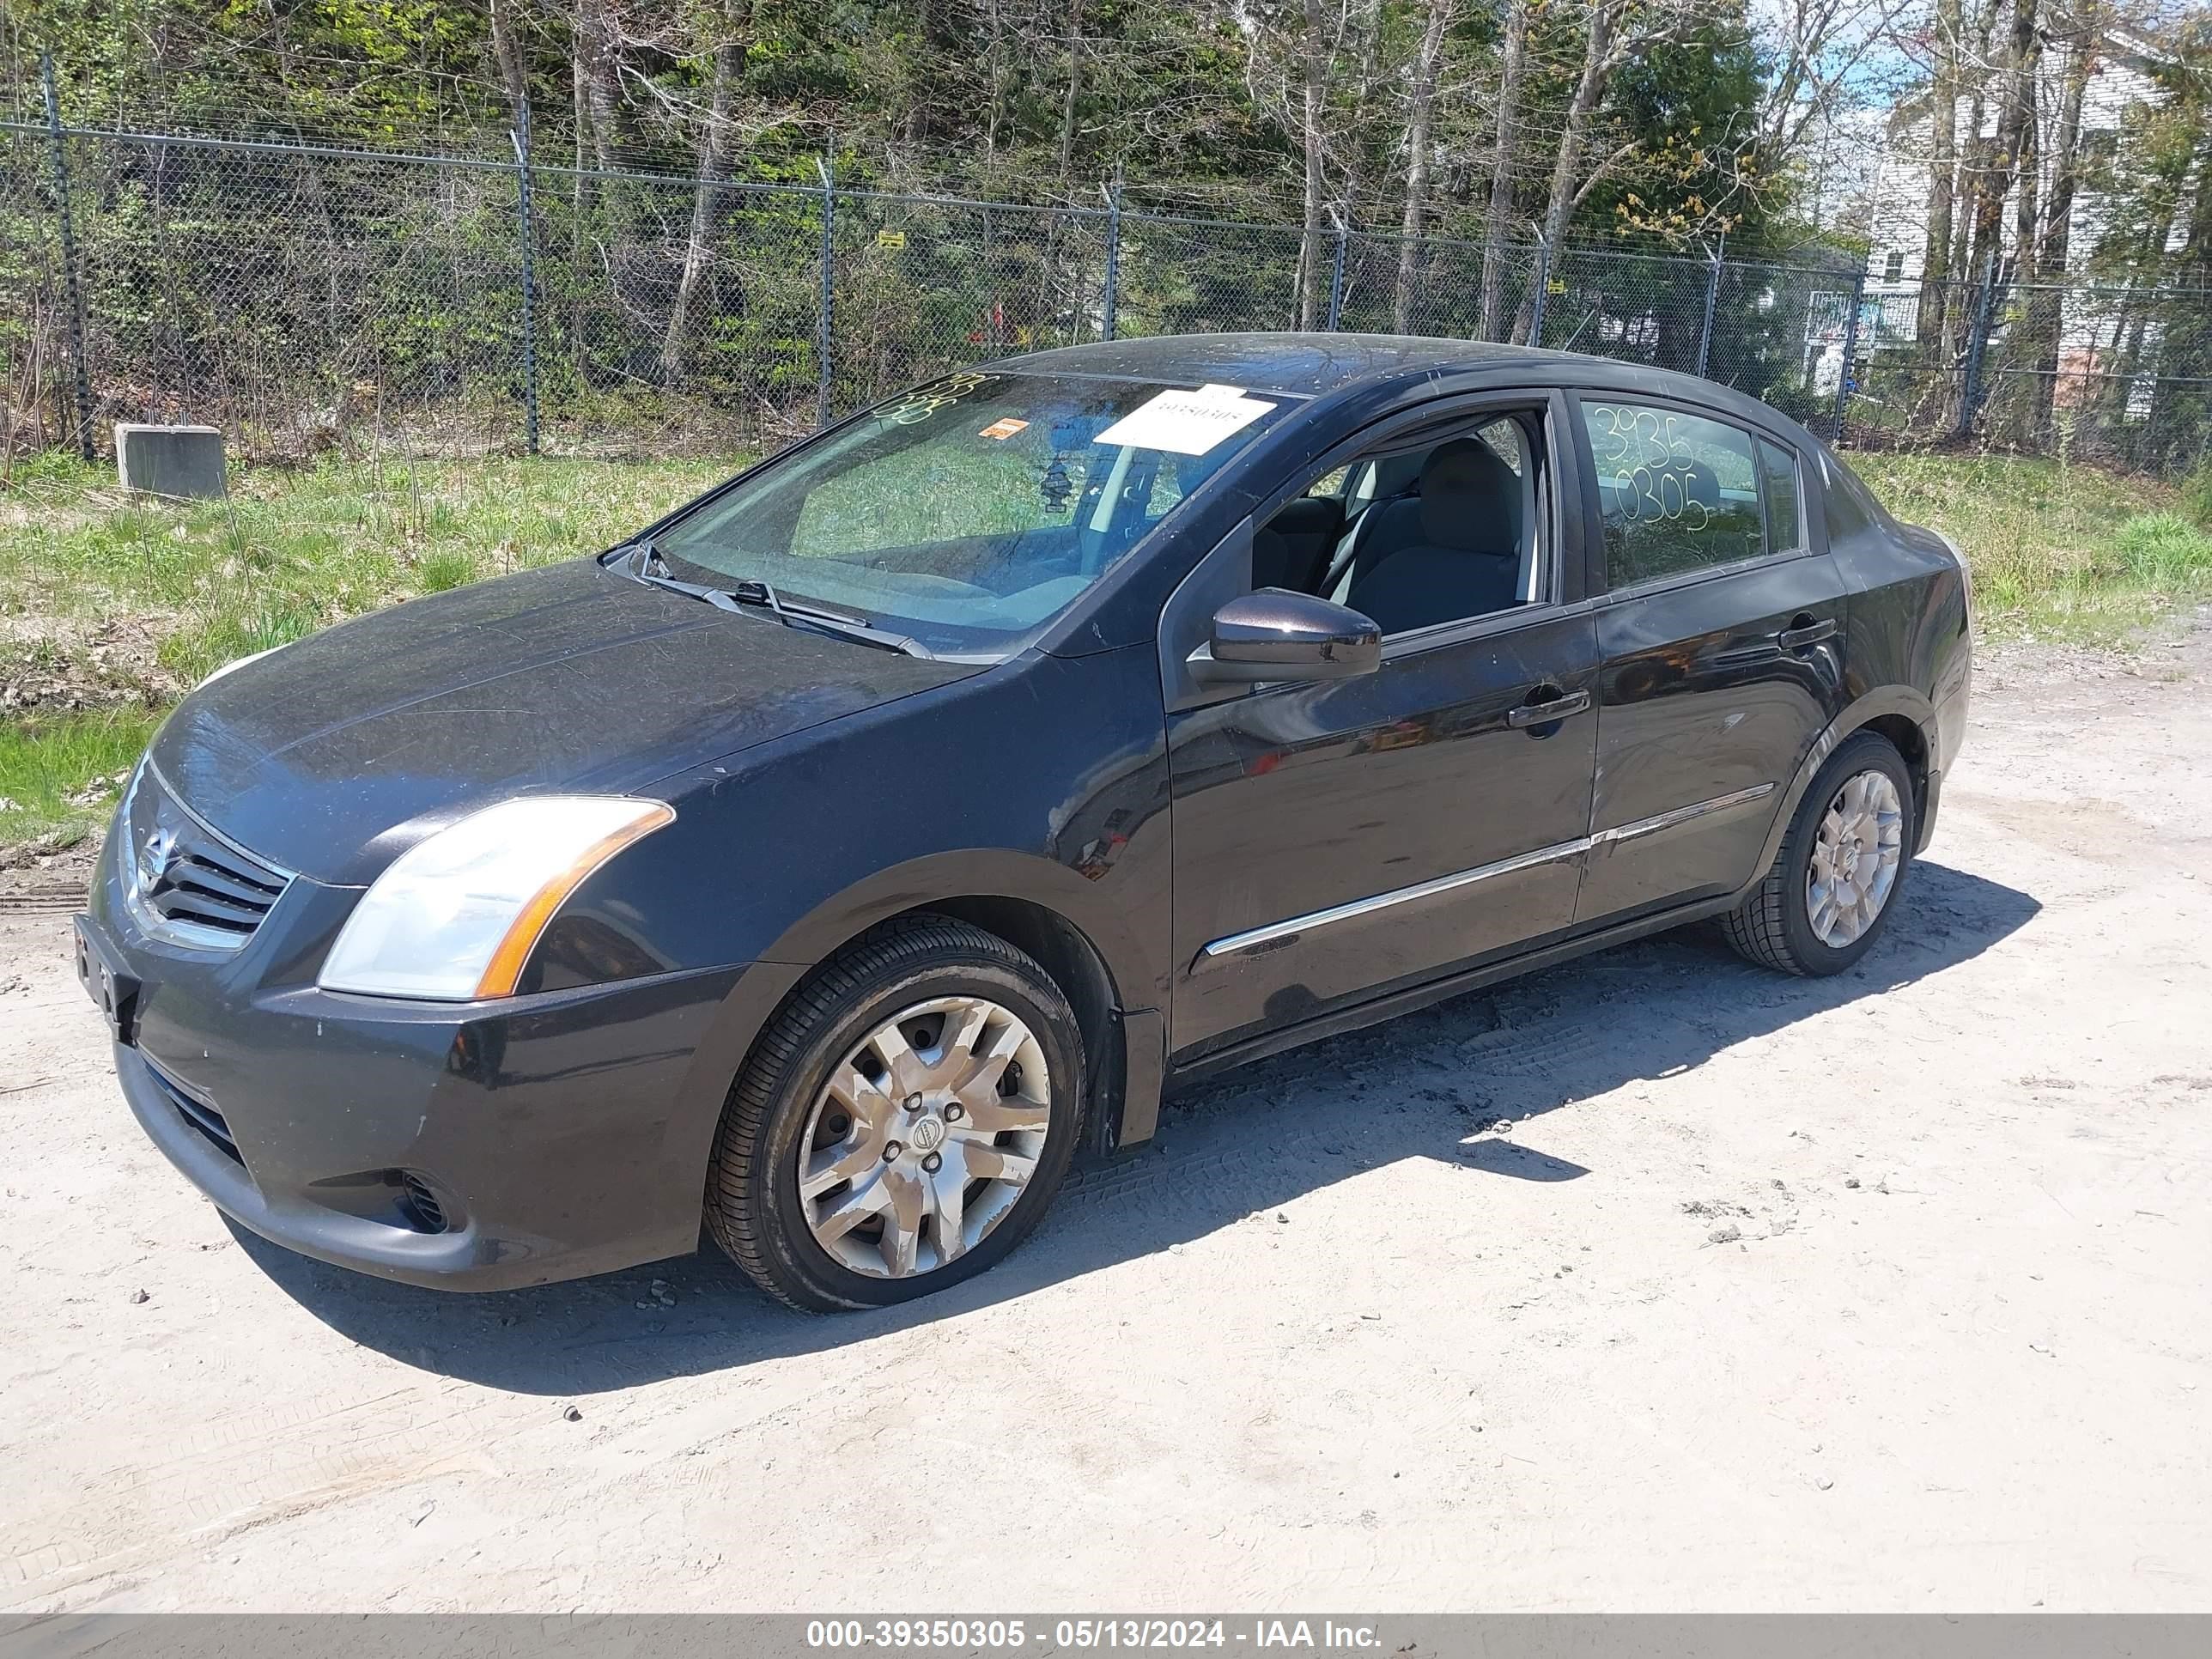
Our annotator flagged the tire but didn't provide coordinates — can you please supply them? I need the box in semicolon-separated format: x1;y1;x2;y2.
706;914;1085;1311
1718;731;1917;977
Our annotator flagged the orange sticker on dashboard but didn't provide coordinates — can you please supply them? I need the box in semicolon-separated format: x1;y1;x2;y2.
978;417;1030;441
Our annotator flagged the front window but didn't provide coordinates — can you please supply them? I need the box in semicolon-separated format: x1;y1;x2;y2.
649;372;1296;656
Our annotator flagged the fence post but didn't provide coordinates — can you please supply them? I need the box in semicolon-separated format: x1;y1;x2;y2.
1958;248;2002;440
1695;243;1722;380
1833;269;1867;442
1325;222;1348;331
1528;237;1552;348
815;155;836;428
509;99;541;456
1102;168;1121;343
41;52;94;463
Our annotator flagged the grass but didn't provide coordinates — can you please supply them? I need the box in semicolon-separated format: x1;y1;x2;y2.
1851;453;2212;639
0;707;164;854
0;448;738;857
0;448;736;684
2;444;2209;855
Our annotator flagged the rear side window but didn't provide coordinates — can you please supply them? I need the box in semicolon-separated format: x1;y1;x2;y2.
1583;401;1765;586
1759;440;1804;552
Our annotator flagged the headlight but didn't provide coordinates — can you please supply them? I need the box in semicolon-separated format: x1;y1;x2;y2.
319;796;676;1000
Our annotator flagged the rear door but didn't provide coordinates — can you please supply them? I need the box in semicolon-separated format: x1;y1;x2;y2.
1570;393;1850;924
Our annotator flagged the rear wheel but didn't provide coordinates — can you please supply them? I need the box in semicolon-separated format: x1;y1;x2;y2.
1719;731;1915;976
706;915;1084;1311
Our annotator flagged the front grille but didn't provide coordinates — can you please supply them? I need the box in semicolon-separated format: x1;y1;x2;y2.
143;1056;242;1164
143;844;286;939
121;765;291;951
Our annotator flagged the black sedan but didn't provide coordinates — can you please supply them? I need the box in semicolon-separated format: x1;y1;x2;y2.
75;335;1972;1310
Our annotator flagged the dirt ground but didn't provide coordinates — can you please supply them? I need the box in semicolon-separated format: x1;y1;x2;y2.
3;622;2209;1615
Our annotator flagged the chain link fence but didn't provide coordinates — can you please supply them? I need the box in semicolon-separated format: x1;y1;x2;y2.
7;113;2212;479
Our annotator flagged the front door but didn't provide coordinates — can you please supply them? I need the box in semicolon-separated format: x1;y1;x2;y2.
1162;398;1601;1060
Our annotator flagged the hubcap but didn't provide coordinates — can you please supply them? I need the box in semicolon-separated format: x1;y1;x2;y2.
797;996;1052;1279
1807;769;1904;948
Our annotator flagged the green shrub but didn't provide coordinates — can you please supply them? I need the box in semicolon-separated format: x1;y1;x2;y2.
156;595;331;685
2114;513;2212;589
0;708;164;848
416;548;479;592
2181;458;2212;531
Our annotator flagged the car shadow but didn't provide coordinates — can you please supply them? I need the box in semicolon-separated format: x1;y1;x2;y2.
232;860;2039;1394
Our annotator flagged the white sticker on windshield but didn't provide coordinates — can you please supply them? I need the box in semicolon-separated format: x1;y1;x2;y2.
1094;384;1277;456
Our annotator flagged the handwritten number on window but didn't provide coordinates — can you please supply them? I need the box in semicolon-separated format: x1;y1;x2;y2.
1592;405;1710;531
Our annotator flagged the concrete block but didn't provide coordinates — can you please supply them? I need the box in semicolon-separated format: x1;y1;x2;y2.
115;424;228;501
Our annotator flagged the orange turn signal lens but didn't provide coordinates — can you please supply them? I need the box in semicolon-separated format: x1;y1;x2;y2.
472;800;676;998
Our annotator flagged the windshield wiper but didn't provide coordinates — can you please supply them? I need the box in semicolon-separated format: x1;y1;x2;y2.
615;540;933;659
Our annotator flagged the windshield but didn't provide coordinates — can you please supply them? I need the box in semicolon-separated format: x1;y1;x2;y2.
646;371;1296;656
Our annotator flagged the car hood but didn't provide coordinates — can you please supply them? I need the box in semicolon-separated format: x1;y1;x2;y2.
150;557;981;884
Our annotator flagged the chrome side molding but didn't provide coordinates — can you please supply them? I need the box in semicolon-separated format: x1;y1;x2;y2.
1591;781;1775;848
1197;782;1778;961
1199;836;1589;959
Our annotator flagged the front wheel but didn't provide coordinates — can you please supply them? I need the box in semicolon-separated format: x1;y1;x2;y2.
1719;731;1916;976
706;915;1085;1311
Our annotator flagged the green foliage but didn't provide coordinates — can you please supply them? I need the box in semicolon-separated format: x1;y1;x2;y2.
156;593;333;686
1581;0;1775;247
1854;453;2212;640
2180;458;2212;529
2115;512;2212;588
414;547;479;592
0;450;738;848
0;707;161;850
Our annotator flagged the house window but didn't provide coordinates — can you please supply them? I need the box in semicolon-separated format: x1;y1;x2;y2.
1881;250;1905;284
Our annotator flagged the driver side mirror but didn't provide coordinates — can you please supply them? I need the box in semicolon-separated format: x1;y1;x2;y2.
1188;589;1382;685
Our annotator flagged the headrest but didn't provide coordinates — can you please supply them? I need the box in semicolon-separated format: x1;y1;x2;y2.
1369;451;1427;501
1419;438;1522;552
1269;495;1340;535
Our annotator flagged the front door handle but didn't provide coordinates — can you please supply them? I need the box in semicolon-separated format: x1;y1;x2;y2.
1778;615;1838;650
1507;688;1592;729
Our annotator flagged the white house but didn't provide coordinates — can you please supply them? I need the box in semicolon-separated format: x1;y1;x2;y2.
1856;21;2185;386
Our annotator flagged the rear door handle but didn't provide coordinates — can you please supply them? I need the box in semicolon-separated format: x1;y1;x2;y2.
1507;689;1591;729
1778;616;1838;650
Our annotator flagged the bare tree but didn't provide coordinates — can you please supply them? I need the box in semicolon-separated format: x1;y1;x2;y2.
1919;0;2035;431
1479;0;1531;340
1921;0;1966;356
1295;0;1328;327
1223;0;1358;329
661;31;744;377
1395;0;1454;331
574;0;622;173
489;0;534;113
1941;0;2007;353
1058;0;1085;183
1963;0;2042;296
2008;0;2102;434
1337;0;1390;220
1508;0;1697;343
1755;0;1905;158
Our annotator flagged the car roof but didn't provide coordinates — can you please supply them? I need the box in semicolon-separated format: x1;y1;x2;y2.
985;332;1545;397
982;331;1810;439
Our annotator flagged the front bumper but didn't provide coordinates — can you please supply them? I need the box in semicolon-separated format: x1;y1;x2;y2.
82;848;772;1292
